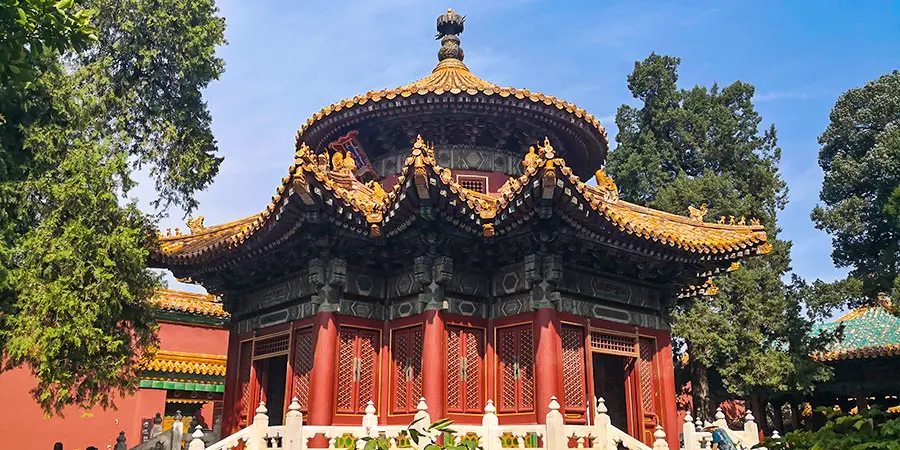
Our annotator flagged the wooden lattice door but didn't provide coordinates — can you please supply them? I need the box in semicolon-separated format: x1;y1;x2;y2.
561;325;588;418
391;325;424;414
447;325;484;414
336;327;380;414
497;324;535;414
638;337;661;445
290;328;314;412
237;341;253;427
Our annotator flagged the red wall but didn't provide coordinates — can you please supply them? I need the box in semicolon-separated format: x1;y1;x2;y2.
0;366;167;450
0;321;227;449
157;321;229;354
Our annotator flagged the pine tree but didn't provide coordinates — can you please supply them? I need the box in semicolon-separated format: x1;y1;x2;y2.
606;53;828;421
0;0;225;414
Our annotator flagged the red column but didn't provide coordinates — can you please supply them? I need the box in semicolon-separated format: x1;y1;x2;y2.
534;307;564;423
657;331;680;450
422;309;447;420
221;330;242;436
308;311;339;426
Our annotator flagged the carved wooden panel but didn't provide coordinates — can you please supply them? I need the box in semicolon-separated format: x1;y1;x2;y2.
291;328;314;412
336;327;380;414
497;324;535;414
561;325;587;414
447;326;485;413
391;325;424;414
237;341;253;426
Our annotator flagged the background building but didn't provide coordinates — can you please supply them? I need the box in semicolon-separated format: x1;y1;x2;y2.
0;289;229;450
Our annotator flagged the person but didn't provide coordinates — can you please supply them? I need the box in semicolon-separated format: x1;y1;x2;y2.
53;443;63;450
704;423;738;450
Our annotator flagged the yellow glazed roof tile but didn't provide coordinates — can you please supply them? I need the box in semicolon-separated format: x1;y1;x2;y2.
153;136;768;265
140;350;227;377
152;289;229;319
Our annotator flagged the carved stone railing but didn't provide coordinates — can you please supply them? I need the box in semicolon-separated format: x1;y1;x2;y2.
187;397;668;450
681;408;761;450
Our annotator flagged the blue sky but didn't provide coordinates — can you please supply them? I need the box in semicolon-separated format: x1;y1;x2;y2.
148;0;900;292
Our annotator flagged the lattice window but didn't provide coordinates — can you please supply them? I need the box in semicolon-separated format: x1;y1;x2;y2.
458;175;487;194
638;337;657;415
590;331;638;357
254;334;290;358
391;326;424;414
291;328;314;412
336;327;380;414
447;326;485;414
237;341;253;426
561;325;587;413
497;324;535;414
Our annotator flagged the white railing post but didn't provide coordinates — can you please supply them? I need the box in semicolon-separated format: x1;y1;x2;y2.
248;401;269;450
362;400;379;438
189;425;207;450
150;413;163;438
713;408;728;430
411;397;433;449
482;400;500;450
545;396;566;449
652;425;669;450
682;412;697;450
285;397;304;450
172;411;185;450
593;397;611;450
743;408;759;447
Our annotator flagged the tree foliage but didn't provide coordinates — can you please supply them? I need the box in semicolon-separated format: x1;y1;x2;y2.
606;53;830;418
0;0;225;414
812;71;900;304
0;0;96;82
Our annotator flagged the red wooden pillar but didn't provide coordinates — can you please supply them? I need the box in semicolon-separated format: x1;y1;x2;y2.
534;307;564;423
422;309;447;419
308;311;339;426
221;330;242;436
657;331;680;450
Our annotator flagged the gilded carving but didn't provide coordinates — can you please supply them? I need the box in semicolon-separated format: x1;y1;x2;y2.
688;204;707;222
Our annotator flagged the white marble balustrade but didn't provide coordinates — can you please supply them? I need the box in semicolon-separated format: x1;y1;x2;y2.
187;396;671;450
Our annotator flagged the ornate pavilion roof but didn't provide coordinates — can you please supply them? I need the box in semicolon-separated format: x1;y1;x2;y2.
812;299;900;361
149;9;770;297
153;136;769;295
153;288;229;319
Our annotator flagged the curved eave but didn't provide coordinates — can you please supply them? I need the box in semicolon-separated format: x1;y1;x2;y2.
812;345;900;362
151;138;769;271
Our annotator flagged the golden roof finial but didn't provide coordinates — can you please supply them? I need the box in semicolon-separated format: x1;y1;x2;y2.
331;150;344;171
688;204;708;223
413;135;426;149
186;216;205;233
523;146;539;172
704;278;719;296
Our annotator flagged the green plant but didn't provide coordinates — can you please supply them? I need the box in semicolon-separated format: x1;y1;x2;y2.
361;417;482;450
765;407;900;450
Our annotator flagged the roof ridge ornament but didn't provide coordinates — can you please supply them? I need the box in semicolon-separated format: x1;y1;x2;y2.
436;8;466;62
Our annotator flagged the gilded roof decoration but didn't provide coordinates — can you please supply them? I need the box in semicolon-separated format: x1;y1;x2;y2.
152;289;229;319
140;350;227;377
154;134;768;272
811;298;900;361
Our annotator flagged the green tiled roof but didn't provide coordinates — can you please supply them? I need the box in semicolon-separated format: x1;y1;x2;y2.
812;303;900;361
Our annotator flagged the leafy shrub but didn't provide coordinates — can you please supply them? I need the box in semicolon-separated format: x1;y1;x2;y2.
765;407;900;450
361;417;482;450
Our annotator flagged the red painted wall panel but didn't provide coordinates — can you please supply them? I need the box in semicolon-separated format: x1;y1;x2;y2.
0;366;166;450
157;321;228;355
